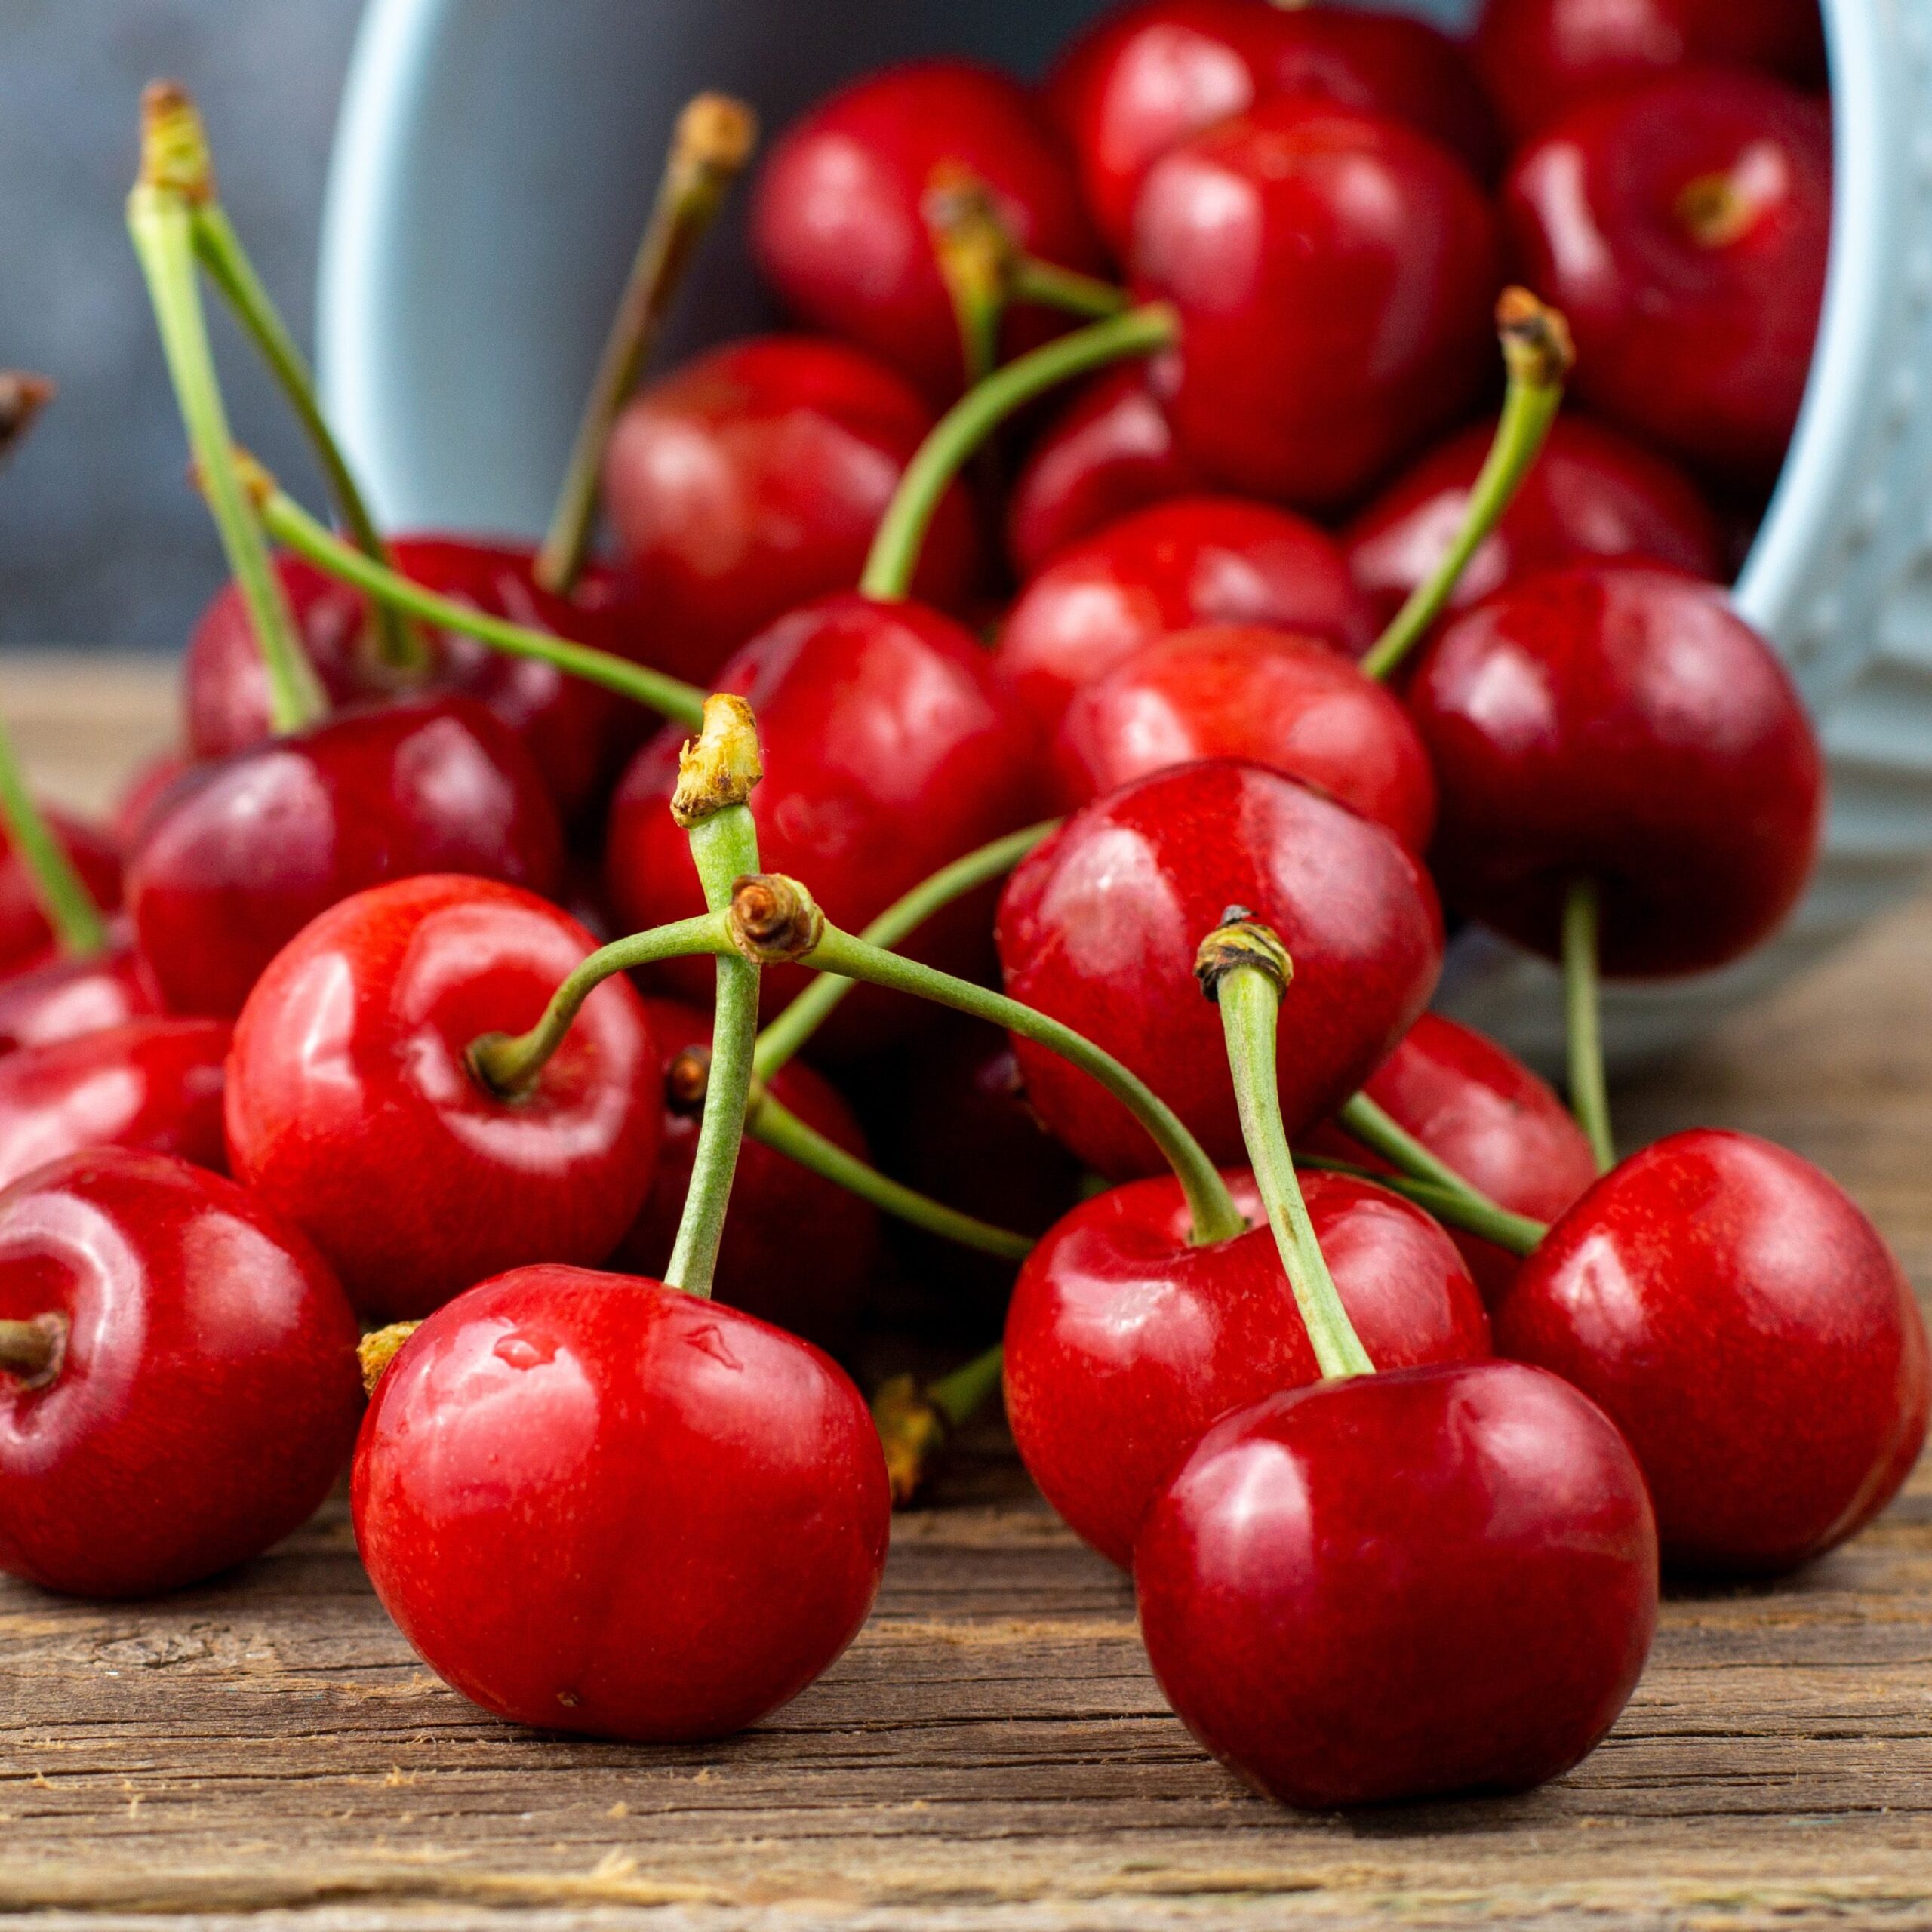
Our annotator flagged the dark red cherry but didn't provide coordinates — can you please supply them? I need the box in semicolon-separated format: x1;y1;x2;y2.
750;60;1105;402
0;809;121;978
1052;623;1436;853
996;759;1442;1180
0;1018;229;1192
1005;1168;1489;1567
0;940;162;1056
1408;564;1823;976
111;749;192;854
1302;1012;1599;1303
1345;415;1726;630
0;1149;361;1598
353;1263;891;1740
1475;0;1826;143
1136;1359;1657;1807
1495;1130;1930;1577
1503;72;1830;487
1131;98;1500;510
995;495;1374;731
607;593;1044;1055
127;693;564;1018
608;997;881;1346
226;875;657;1321
602;336;983;686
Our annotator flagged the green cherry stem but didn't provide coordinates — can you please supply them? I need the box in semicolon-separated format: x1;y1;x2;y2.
1198;915;1374;1382
1336;1090;1500;1209
872;1342;1006;1506
128;84;325;735
0;715;108;959
1294;1152;1546;1258
1358;288;1574;684
1011;257;1131;320
535;94;757;595
1564;877;1616;1174
860;303;1178;601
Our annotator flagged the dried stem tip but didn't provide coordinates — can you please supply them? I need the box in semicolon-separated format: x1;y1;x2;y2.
0;1312;67;1389
728;872;824;964
1496;286;1575;389
671;693;764;828
675;93;758;176
872;1372;949;1508
139;80;215;202
924;164;1015;276
358;1321;421;1398
0;374;54;466
1195;906;1294;1004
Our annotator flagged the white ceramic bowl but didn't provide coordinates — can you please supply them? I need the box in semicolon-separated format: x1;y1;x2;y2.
317;0;1932;1066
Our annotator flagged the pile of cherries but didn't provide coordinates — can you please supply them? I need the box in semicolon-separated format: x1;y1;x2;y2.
1;0;1915;1816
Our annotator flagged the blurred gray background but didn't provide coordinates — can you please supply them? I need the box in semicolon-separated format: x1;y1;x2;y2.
0;1;362;651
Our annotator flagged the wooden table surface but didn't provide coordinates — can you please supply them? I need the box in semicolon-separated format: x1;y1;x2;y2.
7;657;1932;1930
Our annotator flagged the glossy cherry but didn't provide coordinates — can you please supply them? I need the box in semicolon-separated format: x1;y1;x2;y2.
1495;1130;1930;1576
607;593;1044;1054
996;759;1442;1180
353;1263;891;1740
1345;415;1726;631
1135;1358;1658;1807
995;495;1374;732
608;997;881;1346
750;60;1105;402
0;810;121;978
1052;623;1437;852
226;875;658;1321
0;940;162;1056
0;1149;361;1598
111;749;192;853
1503;72;1831;487
1131;97;1499;510
127;693;565;1018
601;335;983;686
1408;563;1823;976
1006;1168;1489;1567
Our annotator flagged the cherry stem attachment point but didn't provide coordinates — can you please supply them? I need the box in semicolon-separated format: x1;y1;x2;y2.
1359;288;1574;683
0;1312;66;1387
536;94;757;595
924;165;1007;392
1295;1152;1546;1259
1564;876;1616;1174
1199;913;1374;1382
358;1321;420;1397
872;1343;1005;1506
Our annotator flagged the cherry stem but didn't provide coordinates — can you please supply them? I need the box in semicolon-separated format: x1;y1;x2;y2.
1011;258;1131;321
1295;1152;1546;1258
254;475;706;728
536;94;757;595
872;1343;1005;1506
1359;288;1574;684
1199;915;1374;1381
860;303;1179;601
925;166;1006;392
1564;877;1616;1174
1334;1091;1527;1231
0;373;54;468
0;1312;66;1386
128;85;326;735
0;715;108;960
752;820;1060;1080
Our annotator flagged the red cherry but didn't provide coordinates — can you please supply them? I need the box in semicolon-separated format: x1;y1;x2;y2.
602;336;983;686
607;593;1044;1055
1475;0;1826;144
353;1263;890;1740
1495;1130;1930;1576
127;693;565;1018
0;1018;229;1192
0;809;121;978
1303;1012;1600;1303
1345;415;1726;630
608;997;881;1346
1408;564;1823;976
0;1149;361;1598
996;759;1442;1180
226;875;657;1321
1503;72;1830;486
0;940;162;1056
1052;623;1437;853
1135;1359;1657;1807
1005;1168;1489;1566
995;495;1374;732
1131;99;1500;509
750;60;1106;402
110;749;193;854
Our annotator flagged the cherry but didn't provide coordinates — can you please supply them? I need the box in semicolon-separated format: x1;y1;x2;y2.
601;335;984;686
750;60;1106;402
995;495;1374;732
1475;0;1826;144
996;759;1441;1180
1503;72;1831;487
0;1149;361;1598
353;1263;891;1740
0;940;162;1057
126;693;565;1019
608;996;881;1346
1345;415;1726;631
606;593;1044;1055
1495;1130;1930;1577
1052;623;1437;853
1135;1359;1658;1807
1006;1168;1489;1567
110;749;192;853
0;810;120;977
1408;563;1823;976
